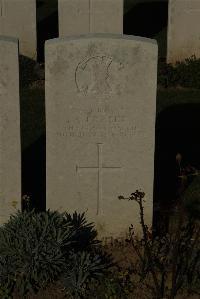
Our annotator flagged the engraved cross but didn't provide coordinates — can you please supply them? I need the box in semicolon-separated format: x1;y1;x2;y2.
76;143;121;215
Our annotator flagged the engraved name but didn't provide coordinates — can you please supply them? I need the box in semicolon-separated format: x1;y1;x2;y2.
57;106;136;139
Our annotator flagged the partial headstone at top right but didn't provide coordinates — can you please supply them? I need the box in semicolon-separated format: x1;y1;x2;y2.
58;0;123;36
167;0;200;64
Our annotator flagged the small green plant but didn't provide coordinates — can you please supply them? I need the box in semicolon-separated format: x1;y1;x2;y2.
62;250;112;298
119;190;200;299
176;152;200;221
83;265;135;299
64;211;100;252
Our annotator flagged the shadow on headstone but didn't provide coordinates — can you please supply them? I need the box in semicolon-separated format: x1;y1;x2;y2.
22;135;46;212
124;1;168;37
37;0;58;62
19;55;39;88
19;54;46;211
153;103;200;234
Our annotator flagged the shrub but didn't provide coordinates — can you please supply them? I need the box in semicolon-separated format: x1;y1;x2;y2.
119;190;200;299
90;265;136;299
62;250;113;298
0;210;72;296
64;212;100;252
181;176;200;221
158;55;200;89
0;210;109;298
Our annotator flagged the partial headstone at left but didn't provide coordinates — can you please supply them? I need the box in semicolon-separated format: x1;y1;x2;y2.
0;0;37;60
0;36;21;225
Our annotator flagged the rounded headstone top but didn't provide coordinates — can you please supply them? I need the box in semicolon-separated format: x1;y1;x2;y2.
45;33;158;47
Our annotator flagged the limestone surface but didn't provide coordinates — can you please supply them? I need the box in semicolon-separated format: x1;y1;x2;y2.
167;0;200;63
45;34;157;239
0;36;21;225
58;0;123;36
0;0;37;59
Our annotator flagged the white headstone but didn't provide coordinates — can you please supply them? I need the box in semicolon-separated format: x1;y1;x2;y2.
167;0;200;64
0;0;37;60
58;0;123;36
0;36;21;225
45;34;157;239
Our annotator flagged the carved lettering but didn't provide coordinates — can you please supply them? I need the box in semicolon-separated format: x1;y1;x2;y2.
57;105;136;139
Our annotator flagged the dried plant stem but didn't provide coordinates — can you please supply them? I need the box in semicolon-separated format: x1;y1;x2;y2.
137;196;162;298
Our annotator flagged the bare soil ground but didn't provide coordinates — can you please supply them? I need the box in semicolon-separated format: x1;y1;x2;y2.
12;241;199;299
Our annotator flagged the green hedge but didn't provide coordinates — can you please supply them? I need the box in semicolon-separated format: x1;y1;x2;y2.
158;55;200;89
